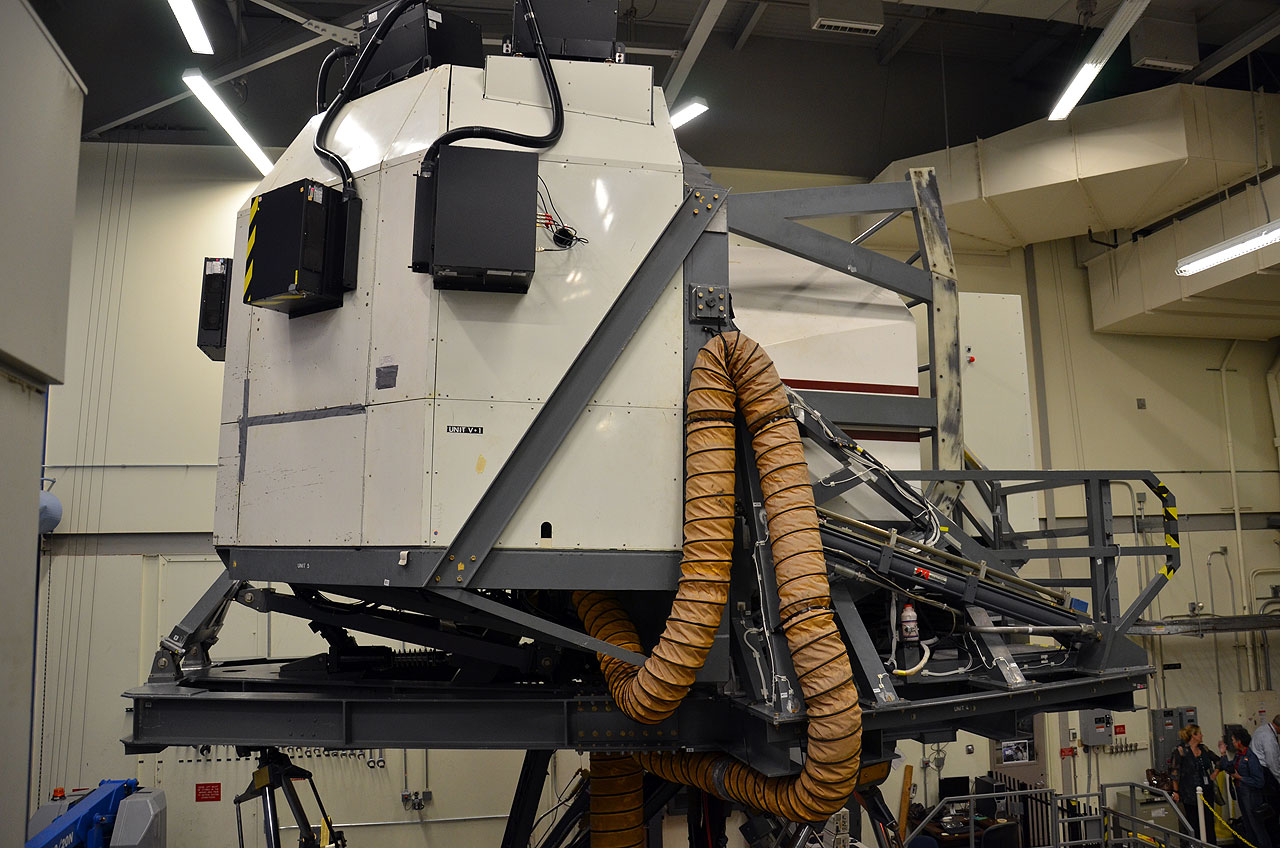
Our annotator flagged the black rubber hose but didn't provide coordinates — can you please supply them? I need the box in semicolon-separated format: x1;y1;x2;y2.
316;44;357;114
314;0;416;194
418;0;563;175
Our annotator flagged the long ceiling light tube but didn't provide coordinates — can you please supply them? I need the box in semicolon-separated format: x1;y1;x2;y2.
1048;0;1152;121
1175;218;1280;276
182;70;275;176
670;97;709;129
167;0;214;54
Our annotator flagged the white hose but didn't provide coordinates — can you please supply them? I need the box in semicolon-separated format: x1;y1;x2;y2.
893;640;932;676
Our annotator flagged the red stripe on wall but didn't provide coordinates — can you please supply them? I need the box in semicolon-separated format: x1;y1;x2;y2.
783;378;919;396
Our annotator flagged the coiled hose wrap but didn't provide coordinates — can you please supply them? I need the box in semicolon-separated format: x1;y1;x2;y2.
574;331;862;823
588;753;645;848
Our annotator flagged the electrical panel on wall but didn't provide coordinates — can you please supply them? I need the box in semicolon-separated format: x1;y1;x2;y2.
1079;709;1114;747
1150;705;1197;771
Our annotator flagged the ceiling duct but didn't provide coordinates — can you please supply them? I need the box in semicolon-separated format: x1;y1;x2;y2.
809;0;884;36
859;84;1280;339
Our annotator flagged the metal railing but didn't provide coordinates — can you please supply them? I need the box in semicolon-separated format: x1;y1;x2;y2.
899;779;1214;848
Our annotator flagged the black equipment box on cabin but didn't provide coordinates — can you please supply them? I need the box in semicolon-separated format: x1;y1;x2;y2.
412;146;537;294
243;179;361;317
357;1;484;97
197;257;233;360
511;0;620;62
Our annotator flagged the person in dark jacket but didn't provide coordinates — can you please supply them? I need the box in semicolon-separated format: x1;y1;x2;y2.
1219;727;1274;848
1173;724;1219;845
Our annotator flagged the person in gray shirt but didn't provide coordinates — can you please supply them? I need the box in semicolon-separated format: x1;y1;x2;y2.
1252;715;1280;784
1250;715;1280;834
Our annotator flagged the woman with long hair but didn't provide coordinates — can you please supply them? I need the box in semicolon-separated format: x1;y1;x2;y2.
1172;724;1220;845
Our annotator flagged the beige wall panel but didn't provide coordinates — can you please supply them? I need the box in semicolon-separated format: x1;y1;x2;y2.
239;414;367;546
362;399;430;546
2;376;45;829
0;1;82;384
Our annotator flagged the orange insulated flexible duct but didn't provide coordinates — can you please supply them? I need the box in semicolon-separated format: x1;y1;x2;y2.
588;753;645;848
574;331;862;823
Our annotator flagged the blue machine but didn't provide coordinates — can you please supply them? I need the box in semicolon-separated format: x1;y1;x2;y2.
26;780;165;848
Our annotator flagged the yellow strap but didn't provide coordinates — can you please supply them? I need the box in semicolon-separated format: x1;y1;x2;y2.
1200;792;1259;848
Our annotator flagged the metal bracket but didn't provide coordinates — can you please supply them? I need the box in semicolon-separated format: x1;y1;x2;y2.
966;606;1028;689
151;572;243;681
689;283;730;323
246;0;359;45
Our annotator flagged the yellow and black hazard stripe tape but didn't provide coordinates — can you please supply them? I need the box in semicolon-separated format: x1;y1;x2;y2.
1152;480;1179;581
244;195;260;303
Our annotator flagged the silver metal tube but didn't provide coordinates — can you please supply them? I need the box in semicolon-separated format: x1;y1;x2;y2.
282;813;508;830
966;625;1094;635
852;210;902;245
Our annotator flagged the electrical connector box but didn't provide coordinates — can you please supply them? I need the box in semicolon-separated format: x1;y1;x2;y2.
411;145;537;294
1079;710;1114;747
243;178;361;317
356;1;483;98
197;257;233;361
511;0;620;62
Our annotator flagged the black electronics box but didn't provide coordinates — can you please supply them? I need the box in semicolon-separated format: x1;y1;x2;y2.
511;0;620;61
197;257;233;361
243;179;361;317
411;146;537;294
357;1;483;97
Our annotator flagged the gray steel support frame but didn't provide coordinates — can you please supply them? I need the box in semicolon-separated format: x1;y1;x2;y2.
122;662;1146;754
910;168;964;517
832;583;899;706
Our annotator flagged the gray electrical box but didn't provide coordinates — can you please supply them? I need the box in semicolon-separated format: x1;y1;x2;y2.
1079;709;1114;747
1150;705;1198;772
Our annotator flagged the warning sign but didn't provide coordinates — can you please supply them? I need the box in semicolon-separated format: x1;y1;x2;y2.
195;782;221;802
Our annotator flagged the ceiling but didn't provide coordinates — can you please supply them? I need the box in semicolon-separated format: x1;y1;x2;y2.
28;0;1280;177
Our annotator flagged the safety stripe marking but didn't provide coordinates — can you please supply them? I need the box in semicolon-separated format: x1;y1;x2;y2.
1165;533;1179;549
245;196;260;297
1160;565;1175;580
1164;506;1177;519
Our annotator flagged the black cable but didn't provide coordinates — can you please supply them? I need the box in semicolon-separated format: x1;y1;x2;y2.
315;0;417;194
419;0;563;176
316;44;357;114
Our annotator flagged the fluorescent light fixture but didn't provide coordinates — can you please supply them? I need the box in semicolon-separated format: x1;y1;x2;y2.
1175;219;1280;276
1048;0;1151;121
182;70;274;176
670;97;709;129
167;0;214;54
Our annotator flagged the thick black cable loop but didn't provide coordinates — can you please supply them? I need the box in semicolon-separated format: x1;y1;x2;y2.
419;0;563;174
314;0;415;192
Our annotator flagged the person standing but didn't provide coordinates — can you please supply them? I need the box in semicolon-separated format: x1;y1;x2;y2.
1248;714;1280;833
1173;724;1219;845
1219;728;1274;848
